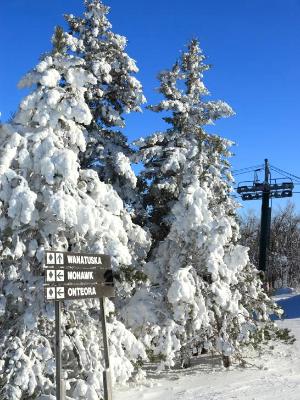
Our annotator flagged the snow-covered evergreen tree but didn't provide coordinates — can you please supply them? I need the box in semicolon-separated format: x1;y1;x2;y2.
124;40;281;368
0;28;150;400
63;0;146;216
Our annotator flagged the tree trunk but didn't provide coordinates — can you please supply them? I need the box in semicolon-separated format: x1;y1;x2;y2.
222;355;231;368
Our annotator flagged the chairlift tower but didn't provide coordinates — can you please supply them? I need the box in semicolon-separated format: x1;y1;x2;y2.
259;160;271;273
236;159;294;273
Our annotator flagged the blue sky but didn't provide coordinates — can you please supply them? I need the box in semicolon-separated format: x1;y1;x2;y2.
1;0;300;213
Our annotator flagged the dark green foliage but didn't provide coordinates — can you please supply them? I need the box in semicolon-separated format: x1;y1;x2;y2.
52;26;66;55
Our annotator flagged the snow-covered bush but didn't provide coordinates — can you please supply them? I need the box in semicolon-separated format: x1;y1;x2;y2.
63;0;146;216
124;40;281;368
0;27;150;400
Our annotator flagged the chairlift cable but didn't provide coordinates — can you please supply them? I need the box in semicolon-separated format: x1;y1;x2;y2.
269;165;300;183
232;164;264;174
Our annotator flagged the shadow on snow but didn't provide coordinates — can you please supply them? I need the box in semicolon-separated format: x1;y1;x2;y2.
274;293;300;320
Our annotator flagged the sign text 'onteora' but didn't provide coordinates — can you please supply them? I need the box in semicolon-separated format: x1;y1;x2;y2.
45;284;115;300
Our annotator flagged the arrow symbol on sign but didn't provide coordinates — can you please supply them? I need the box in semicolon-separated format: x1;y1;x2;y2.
57;254;63;263
56;271;64;280
56;288;65;299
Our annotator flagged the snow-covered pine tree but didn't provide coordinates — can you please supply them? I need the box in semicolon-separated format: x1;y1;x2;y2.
124;40;281;368
0;28;150;400
63;0;146;218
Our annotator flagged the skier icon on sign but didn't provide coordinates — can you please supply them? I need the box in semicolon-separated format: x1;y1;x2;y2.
46;252;55;265
56;253;64;265
46;269;56;282
46;287;56;300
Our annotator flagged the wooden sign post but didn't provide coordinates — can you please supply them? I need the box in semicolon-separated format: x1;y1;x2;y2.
44;251;115;400
100;297;112;400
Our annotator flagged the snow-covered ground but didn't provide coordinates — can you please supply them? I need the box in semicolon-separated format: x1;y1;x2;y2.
116;290;300;400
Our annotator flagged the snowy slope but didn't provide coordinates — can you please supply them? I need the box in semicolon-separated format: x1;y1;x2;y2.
116;291;300;400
